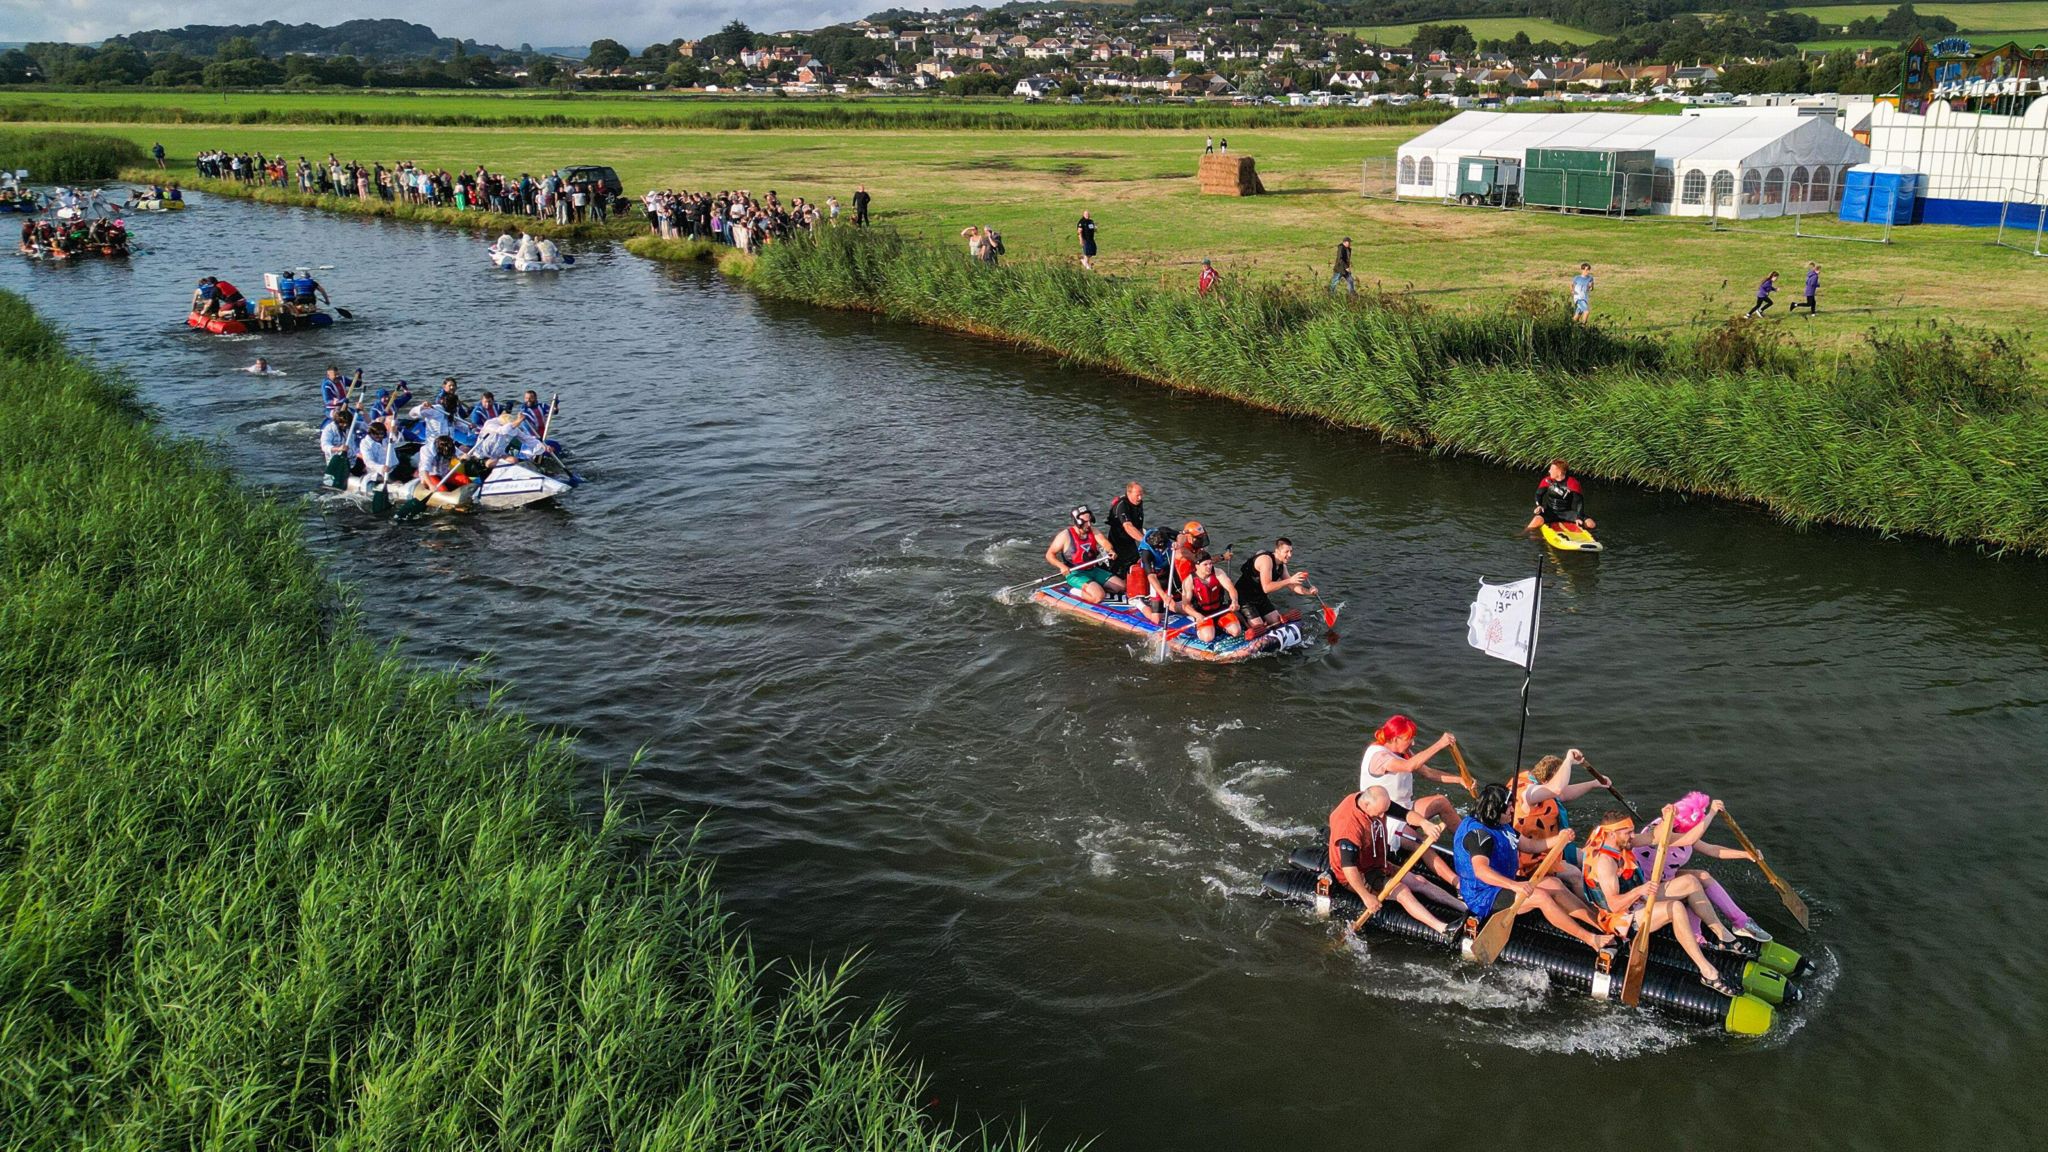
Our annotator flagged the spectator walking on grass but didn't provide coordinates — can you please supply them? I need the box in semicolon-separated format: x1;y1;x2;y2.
852;184;871;226
1198;258;1219;296
1788;262;1820;315
1205;136;1215;155
1571;262;1593;324
1330;237;1356;296
1746;271;1779;319
1077;210;1098;271
152;142;166;169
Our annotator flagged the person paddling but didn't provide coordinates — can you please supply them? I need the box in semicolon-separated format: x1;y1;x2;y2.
1329;786;1467;940
1044;505;1119;604
1583;805;1746;997
319;407;362;487
1455;784;1613;953
418;433;473;494
1237;537;1315;637
320;367;351;416
1511;750;1606;895
1632;791;1773;943
1524;458;1595;534
1125;526;1177;625
1359;715;1465;848
356;417;401;485
1180;552;1243;643
470;409;542;467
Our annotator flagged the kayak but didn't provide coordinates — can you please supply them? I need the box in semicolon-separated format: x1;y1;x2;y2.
1263;845;1807;1036
1031;584;1310;662
125;198;186;212
336;461;573;512
1540;521;1603;552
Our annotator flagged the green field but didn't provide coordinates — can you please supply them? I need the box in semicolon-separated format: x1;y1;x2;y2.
1789;1;2048;31
54;111;2048;350
1338;17;1600;44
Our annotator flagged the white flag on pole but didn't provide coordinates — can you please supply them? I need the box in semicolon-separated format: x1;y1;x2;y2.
1467;577;1539;668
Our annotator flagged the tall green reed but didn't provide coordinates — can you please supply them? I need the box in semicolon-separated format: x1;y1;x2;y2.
0;128;145;181
0;289;1034;1151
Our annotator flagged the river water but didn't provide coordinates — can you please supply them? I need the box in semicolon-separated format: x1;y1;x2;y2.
7;194;2045;1150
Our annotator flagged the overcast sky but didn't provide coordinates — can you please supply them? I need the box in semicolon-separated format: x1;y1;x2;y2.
5;1;888;49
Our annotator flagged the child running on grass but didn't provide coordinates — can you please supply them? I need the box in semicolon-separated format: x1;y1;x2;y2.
1571;263;1593;324
1745;271;1778;319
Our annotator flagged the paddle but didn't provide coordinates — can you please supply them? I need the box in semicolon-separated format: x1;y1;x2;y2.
1621;807;1675;1007
1349;820;1445;934
1717;808;1810;930
1578;757;1642;823
996;551;1112;600
334;305;354;320
1471;831;1570;965
1157;605;1235;654
1311;589;1339;633
1447;743;1479;798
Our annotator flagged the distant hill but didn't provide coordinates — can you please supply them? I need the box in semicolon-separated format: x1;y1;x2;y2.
109;20;509;61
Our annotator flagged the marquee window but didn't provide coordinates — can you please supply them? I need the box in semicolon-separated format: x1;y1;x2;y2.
1681;169;1707;205
1400;156;1417;184
1811;165;1832;202
1711;169;1735;206
1742;169;1764;204
1790;166;1810;202
1653;164;1675;204
1418;157;1434;187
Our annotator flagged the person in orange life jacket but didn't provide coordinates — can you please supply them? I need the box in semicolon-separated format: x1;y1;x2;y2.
1582;805;1745;998
1045;505;1120;604
1359;715;1465;886
1511;749;1607;897
1454;784;1613;952
1181;552;1243;643
1631;791;1772;943
1237;537;1315;635
1524;458;1595;532
1328;786;1467;939
1125;527;1178;625
418;434;472;493
1167;520;1230;603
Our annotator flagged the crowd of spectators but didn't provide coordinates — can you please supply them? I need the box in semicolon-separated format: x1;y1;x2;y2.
194;150;621;224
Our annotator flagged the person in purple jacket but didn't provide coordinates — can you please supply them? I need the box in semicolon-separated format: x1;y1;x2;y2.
1788;262;1821;315
1744;271;1779;319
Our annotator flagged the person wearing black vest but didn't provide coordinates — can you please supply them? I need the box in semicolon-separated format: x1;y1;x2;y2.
1238;538;1314;633
1106;481;1146;584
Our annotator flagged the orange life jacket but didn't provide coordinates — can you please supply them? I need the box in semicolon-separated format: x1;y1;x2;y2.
1512;770;1563;874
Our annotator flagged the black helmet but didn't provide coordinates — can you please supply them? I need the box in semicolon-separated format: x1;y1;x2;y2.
1474;783;1511;827
1145;526;1172;551
1070;505;1093;527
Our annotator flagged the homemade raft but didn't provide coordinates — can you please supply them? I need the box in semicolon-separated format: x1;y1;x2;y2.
1032;584;1308;662
186;306;333;335
336;461;572;512
1264;846;1810;1036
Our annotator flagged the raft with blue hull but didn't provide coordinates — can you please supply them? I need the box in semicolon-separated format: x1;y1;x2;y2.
1031;584;1309;663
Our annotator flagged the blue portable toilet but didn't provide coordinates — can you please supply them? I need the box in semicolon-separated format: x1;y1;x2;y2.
1839;165;1920;225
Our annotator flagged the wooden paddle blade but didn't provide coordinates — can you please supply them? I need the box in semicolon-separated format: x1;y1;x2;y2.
1468;892;1521;965
1721;811;1810;930
1620;810;1674;1007
1449;744;1478;797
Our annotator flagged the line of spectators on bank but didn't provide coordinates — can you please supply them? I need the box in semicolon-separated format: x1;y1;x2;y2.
193;150;618;224
639;188;835;254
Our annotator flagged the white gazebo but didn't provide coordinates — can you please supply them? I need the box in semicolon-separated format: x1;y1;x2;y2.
1394;109;1870;218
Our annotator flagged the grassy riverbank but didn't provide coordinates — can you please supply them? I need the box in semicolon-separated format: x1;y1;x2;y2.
725;227;2048;552
0;290;1026;1148
0;127;142;180
121;169;640;239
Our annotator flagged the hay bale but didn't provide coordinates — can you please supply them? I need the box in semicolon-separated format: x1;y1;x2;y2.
1198;153;1261;196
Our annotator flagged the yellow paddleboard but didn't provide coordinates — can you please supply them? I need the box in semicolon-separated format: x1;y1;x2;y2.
1540;522;1603;552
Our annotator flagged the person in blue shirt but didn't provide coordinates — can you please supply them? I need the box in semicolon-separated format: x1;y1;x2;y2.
1745;271;1778;319
1126;526;1179;625
1453;783;1612;953
1788;262;1820;315
1571;262;1593;324
466;390;502;427
320;367;353;415
516;389;552;439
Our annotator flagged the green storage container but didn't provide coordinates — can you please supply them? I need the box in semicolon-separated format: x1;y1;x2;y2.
1522;147;1655;214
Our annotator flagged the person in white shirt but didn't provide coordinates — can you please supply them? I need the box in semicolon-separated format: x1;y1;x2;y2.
1359;713;1466;886
534;237;562;266
470;410;541;466
516;233;542;267
357;418;401;484
320;408;362;486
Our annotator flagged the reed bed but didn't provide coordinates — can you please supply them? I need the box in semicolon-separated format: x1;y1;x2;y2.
624;235;722;263
14;96;1454;132
127;169;644;239
0;290;1028;1150
730;227;2048;552
0;128;145;181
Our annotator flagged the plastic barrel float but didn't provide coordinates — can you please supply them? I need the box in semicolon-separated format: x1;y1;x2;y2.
1264;846;1811;1036
1031;584;1310;663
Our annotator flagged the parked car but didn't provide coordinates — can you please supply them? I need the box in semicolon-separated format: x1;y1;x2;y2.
556;165;624;199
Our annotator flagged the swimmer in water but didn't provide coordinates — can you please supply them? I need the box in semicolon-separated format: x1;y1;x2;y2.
245;358;274;375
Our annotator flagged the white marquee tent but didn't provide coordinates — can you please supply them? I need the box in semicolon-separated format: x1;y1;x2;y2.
1395;109;1870;218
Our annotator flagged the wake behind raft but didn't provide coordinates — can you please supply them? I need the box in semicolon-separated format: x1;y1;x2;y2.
1263;846;1814;1036
1032;585;1312;663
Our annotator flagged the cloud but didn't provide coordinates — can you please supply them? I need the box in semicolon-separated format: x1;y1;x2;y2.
5;1;882;49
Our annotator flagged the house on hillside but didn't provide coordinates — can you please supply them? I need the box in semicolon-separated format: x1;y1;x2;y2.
1015;75;1058;99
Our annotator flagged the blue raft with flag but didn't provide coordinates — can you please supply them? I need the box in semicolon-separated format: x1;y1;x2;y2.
1031;585;1311;663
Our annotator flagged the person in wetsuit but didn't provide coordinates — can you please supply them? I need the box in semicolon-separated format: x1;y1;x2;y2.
1525;458;1595;533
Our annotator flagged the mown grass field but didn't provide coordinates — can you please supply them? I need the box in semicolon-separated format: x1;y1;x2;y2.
55;109;2048;354
1337;16;1601;44
1788;2;2048;31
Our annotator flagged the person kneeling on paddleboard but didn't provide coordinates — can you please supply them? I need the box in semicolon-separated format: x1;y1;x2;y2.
1457;784;1613;953
1330;786;1467;940
1045;506;1120;605
1181;553;1243;643
1237;537;1315;637
1526;458;1595;534
1360;716;1465;886
1583;806;1746;998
